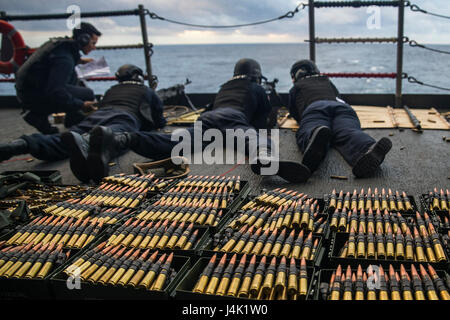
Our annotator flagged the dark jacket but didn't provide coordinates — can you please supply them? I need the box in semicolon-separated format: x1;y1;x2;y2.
16;39;86;112
99;81;166;130
288;75;340;123
212;77;271;129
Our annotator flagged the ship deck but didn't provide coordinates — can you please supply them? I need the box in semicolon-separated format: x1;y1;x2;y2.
1;105;449;201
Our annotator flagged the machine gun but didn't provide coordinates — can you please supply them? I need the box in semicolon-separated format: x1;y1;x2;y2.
261;77;286;129
156;78;197;111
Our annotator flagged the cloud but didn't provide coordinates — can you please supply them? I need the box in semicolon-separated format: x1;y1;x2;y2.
1;0;449;45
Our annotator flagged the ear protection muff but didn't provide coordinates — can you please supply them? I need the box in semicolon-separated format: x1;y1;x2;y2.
76;33;91;48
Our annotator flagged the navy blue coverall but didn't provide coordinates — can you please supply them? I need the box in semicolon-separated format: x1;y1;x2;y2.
131;78;273;160
288;77;376;168
21;83;166;161
17;41;95;122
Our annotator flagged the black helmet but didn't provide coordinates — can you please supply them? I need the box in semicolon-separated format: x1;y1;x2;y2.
233;58;262;83
290;60;320;80
115;64;144;83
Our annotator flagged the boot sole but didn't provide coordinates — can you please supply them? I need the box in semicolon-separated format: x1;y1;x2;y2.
352;137;392;178
251;160;311;183
302;126;332;172
88;127;113;183
60;132;90;183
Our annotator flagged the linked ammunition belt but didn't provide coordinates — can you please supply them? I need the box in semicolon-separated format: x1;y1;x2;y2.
173;175;241;193
333;209;447;263
191;253;309;300
328;188;414;213
329;208;439;234
228;191;325;233
102;173;167;191
0;242;65;279
64;244;176;290
213;227;319;261
106;218;200;250
4;216;104;249
322;263;450;300
425;188;450;213
132;176;241;227
77;184;149;209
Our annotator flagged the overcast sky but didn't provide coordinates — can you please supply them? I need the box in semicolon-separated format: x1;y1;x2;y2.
1;0;449;46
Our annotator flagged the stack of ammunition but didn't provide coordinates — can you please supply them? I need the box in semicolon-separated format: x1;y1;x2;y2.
5;216;104;249
320;263;450;300
173;175;241;194
77;183;149;209
102;173;170;193
106;218;201;251
191;253;310;300
227;198;326;234
133;182;237;226
328;188;415;214
333;211;448;263
424;188;450;230
95;207;133;225
241;188;303;210
329;208;438;234
211;227;320;261
64;242;177;291
425;188;449;213
0;242;65;279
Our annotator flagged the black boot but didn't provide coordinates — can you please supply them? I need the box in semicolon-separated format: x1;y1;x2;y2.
87;126;134;183
23;112;59;134
0;139;29;162
250;148;311;183
352;137;392;178
301;126;332;173
60;131;91;183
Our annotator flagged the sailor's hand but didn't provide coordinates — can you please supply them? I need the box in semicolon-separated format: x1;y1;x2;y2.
82;101;98;112
79;57;94;65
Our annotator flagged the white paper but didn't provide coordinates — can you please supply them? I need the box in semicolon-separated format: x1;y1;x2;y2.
75;56;110;79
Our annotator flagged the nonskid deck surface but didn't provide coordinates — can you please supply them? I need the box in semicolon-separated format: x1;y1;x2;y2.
0;107;449;200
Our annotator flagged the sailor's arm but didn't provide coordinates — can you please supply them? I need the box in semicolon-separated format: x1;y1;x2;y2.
44;55;84;112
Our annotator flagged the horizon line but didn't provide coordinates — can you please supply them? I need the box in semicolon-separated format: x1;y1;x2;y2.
143;41;450;46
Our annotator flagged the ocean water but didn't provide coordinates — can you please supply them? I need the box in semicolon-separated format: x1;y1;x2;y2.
1;43;449;95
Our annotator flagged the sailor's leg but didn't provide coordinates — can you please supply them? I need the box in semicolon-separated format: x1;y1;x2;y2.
331;103;376;166
19;133;69;161
296;102;332;172
129;131;179;160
